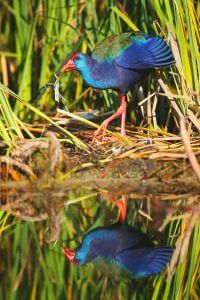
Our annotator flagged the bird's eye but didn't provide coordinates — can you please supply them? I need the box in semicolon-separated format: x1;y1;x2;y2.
74;56;80;61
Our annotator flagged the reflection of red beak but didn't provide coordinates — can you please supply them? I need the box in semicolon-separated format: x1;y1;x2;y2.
62;52;78;73
62;247;78;265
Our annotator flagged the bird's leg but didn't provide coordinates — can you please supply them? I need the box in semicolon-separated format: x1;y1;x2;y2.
121;99;127;136
118;195;127;221
93;92;127;142
101;193;127;221
109;194;127;221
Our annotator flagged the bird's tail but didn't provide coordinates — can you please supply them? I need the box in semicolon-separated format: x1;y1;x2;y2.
145;247;174;275
147;37;175;68
116;246;174;278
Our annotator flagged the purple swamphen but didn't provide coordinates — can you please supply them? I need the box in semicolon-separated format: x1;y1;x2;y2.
63;198;173;280
62;32;174;141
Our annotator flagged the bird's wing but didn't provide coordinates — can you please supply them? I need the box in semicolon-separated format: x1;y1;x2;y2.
94;257;132;282
92;32;135;62
115;34;175;70
115;247;173;278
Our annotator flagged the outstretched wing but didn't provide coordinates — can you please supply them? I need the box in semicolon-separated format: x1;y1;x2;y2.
116;247;173;278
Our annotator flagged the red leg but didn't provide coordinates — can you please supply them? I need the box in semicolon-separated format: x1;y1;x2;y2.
93;92;127;142
101;193;127;221
118;195;127;221
121;100;127;136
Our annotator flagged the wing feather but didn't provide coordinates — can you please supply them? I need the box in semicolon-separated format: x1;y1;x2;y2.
115;247;173;278
115;35;174;70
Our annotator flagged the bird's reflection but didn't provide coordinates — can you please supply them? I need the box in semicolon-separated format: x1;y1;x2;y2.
63;196;173;280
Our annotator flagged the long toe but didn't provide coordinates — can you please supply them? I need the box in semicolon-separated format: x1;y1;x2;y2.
92;122;108;143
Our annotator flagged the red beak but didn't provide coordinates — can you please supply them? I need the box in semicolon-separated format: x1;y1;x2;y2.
61;52;78;73
62;247;78;265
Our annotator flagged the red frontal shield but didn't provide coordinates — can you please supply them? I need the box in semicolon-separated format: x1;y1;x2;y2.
62;52;78;73
62;247;78;265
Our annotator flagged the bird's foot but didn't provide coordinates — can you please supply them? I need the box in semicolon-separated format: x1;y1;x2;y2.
92;135;120;144
92;121;123;144
92;121;108;143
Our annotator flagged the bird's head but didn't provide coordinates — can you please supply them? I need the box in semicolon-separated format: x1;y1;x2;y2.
62;52;92;75
62;247;80;265
62;243;94;266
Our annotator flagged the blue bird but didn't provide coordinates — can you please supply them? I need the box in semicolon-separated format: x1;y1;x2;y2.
63;220;173;280
62;32;174;141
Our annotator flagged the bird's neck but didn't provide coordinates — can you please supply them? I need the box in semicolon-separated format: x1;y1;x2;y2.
75;228;118;265
74;53;117;90
74;53;94;75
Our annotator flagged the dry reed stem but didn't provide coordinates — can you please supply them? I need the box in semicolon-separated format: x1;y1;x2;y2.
180;118;200;181
12;140;49;158
0;157;36;179
45;131;63;175
158;78;184;120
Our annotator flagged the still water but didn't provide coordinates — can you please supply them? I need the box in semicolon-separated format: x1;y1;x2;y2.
0;176;199;300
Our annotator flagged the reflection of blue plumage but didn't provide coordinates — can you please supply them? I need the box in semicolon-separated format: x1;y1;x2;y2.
115;247;173;278
63;221;173;279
